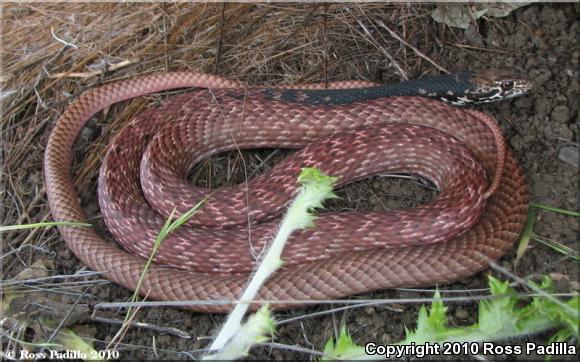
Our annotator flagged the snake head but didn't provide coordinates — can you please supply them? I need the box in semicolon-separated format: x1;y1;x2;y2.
465;69;534;104
438;69;534;106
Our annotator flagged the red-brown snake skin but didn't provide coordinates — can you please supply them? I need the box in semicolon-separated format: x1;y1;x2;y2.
44;72;528;313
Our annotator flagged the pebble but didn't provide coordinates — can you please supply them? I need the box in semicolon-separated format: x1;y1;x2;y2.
550;105;570;123
548;272;569;282
558;146;579;168
183;317;193;328
455;308;470;320
544;122;573;140
371;315;386;328
27;170;42;185
380;333;392;344
530;68;552;85
464;25;484;47
80;126;95;142
364;306;376;315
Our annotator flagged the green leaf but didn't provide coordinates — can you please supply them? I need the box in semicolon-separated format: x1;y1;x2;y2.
54;329;102;361
531;203;580;217
477;278;520;338
400;276;577;345
204;305;275;360
317;276;578;360
402;290;448;344
0;221;92;232
280;168;336;231
515;207;536;267
209;168;338;355
532;235;580;262
322;326;364;360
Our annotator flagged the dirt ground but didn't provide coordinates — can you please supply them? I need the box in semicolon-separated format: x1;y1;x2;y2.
1;2;578;360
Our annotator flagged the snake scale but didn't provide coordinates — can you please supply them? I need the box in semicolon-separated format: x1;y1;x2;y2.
44;71;532;312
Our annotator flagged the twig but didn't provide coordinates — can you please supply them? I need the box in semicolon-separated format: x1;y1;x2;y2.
93;292;576;310
1;271;108;287
0;245;54;260
248;149;281;179
50;26;79;49
451;43;511;54
92;316;191;339
354;18;408;80
214;3;226;74
49;59;138;79
276;301;404;326
2;38;69;118
260;342;326;357
44;288;89;344
374;19;448;74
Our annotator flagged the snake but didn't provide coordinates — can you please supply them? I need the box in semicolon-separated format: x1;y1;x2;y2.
44;70;533;313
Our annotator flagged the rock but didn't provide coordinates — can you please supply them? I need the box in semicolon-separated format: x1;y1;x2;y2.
455;308;470;320
558;146;579;168
364;306;376;315
550;105;570;123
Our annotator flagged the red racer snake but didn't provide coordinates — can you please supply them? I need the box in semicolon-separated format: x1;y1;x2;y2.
44;72;529;312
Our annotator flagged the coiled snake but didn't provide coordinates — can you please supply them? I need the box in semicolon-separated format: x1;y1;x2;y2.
44;71;532;312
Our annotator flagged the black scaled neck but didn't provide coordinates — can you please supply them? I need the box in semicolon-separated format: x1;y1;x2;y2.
264;71;475;105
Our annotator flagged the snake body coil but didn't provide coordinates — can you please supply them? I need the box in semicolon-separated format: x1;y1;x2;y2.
44;72;529;312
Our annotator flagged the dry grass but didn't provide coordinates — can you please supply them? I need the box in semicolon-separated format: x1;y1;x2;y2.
0;3;577;357
2;2;546;358
1;2;457;273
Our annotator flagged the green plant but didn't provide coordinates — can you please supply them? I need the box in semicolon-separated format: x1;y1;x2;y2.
205;168;337;359
322;276;578;360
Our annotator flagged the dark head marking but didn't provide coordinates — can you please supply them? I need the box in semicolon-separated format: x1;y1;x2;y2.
447;68;534;106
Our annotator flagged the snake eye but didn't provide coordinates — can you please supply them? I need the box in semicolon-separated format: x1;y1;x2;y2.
501;81;514;90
